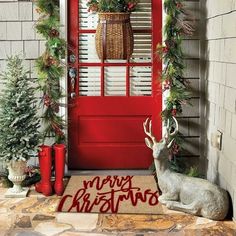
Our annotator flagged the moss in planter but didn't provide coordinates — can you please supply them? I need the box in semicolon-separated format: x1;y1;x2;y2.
0;176;13;188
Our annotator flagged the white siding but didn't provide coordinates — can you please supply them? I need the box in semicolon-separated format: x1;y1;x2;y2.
202;0;236;220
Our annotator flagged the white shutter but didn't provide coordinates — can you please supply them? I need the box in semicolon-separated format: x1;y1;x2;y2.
105;67;126;96
79;34;100;62
78;0;152;96
79;3;98;29
131;33;152;62
79;67;101;96
130;66;152;96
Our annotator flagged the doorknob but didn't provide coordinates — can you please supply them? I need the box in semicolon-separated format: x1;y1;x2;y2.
69;68;77;99
69;54;76;64
70;92;76;99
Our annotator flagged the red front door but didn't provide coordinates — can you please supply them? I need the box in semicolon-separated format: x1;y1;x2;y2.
68;0;162;170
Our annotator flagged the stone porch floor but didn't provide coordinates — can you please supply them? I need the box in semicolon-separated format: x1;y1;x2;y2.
0;184;235;236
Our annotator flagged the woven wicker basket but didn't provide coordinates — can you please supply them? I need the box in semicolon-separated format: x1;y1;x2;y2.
95;13;134;60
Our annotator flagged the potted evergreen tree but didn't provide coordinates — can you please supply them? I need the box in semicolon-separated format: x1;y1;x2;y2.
0;56;41;196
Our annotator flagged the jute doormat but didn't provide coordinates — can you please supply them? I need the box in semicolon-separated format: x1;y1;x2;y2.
57;175;163;214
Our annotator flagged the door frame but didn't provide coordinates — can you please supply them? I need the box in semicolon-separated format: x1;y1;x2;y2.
60;0;163;172
59;0;69;174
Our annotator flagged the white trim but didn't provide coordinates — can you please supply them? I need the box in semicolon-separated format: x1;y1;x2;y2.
199;0;207;174
162;0;167;137
60;0;69;175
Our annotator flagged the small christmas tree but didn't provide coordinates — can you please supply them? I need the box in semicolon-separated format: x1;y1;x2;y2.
0;56;41;163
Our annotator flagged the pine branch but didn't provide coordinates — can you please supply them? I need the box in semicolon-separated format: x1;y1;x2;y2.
156;0;194;173
35;0;66;144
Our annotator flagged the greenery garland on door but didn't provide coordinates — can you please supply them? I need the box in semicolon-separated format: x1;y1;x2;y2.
33;0;194;171
35;0;66;144
157;0;194;172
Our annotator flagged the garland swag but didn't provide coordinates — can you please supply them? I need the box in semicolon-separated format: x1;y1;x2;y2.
35;0;66;143
34;0;193;168
157;0;194;172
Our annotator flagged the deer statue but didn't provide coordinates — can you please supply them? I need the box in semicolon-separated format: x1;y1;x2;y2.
143;117;229;220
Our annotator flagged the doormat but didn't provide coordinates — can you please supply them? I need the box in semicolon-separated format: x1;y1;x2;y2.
57;175;163;214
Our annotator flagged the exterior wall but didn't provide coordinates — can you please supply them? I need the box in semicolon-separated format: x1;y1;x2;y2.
180;0;201;170
201;0;236;220
0;0;45;75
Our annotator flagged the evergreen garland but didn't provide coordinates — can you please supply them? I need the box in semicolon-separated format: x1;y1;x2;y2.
35;0;66;144
34;0;194;170
87;0;138;13
157;0;194;172
0;56;41;162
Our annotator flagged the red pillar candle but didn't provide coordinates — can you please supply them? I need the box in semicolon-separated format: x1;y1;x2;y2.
53;144;66;196
35;145;53;196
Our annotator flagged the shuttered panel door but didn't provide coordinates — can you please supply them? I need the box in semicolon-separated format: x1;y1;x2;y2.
68;0;162;169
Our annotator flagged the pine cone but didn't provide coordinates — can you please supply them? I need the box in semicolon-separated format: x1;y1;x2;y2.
52;103;60;113
49;29;59;38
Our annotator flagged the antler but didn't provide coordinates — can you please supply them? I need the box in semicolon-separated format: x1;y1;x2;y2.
164;117;179;138
166;117;179;148
143;117;179;149
143;118;157;143
169;116;179;136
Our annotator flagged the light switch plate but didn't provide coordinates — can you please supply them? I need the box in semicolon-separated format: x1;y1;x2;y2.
211;131;222;150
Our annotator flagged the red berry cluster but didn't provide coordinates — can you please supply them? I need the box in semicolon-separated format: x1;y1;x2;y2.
44;94;51;107
88;3;98;12
52;123;64;137
44;95;60;113
171;105;177;116
163;46;169;54
176;2;183;9
24;166;37;177
127;2;137;11
163;79;171;91
172;142;179;155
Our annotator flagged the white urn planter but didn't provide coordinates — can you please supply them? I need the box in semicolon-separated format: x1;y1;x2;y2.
5;160;29;198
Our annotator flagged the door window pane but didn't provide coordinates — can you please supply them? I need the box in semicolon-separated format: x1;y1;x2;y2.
79;34;100;63
105;67;126;96
130;66;152;96
79;67;101;96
